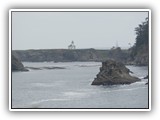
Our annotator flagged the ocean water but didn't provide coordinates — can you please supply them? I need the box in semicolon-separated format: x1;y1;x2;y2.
12;62;149;109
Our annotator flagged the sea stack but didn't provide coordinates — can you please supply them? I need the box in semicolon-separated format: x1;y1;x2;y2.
91;60;140;85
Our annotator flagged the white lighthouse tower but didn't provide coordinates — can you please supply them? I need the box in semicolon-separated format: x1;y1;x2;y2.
68;41;76;49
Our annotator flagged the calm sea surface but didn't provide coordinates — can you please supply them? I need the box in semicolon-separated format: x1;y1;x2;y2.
12;62;149;108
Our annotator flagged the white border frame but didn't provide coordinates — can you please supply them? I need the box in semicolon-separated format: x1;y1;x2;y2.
9;9;151;111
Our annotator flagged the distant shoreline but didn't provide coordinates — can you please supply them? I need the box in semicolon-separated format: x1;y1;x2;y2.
13;48;130;63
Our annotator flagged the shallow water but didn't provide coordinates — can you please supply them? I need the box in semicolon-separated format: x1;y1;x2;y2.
12;62;149;108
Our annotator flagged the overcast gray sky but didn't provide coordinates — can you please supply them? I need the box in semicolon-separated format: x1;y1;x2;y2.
12;11;148;50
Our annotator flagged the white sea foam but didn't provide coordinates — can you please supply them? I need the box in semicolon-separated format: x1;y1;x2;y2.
29;98;70;108
63;91;88;98
32;83;55;87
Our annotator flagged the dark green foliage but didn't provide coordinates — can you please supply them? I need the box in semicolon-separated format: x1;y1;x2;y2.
132;17;149;56
130;17;149;65
135;17;149;46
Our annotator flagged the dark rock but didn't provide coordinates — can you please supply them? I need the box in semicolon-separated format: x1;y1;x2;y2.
12;54;28;71
145;82;148;85
143;75;149;79
91;60;140;85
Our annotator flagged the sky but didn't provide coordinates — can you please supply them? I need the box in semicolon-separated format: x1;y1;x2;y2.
12;10;148;50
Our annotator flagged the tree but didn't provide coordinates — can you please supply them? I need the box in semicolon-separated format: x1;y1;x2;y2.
129;17;149;65
134;17;149;50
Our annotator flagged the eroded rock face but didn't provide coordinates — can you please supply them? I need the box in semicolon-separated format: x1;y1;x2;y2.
91;60;140;85
12;54;28;71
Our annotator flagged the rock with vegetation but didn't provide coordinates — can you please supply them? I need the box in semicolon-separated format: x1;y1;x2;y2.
12;54;28;71
91;60;140;85
129;17;149;66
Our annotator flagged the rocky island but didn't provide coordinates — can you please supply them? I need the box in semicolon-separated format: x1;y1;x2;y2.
91;60;140;85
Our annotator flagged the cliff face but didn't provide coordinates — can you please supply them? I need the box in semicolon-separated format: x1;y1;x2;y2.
13;48;129;63
13;49;100;62
13;46;148;66
12;54;28;71
91;60;140;85
130;45;149;66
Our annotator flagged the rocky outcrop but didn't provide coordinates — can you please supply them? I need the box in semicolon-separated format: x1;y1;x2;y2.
12;54;28;71
145;82;148;85
129;45;149;66
143;75;149;79
91;60;140;85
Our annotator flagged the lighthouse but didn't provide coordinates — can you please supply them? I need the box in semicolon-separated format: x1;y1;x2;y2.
68;41;76;49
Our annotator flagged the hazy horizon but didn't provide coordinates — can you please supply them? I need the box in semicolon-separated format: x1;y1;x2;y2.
12;11;148;50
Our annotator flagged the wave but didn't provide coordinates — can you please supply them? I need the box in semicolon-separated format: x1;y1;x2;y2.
63;91;88;98
98;86;148;94
32;83;55;87
134;81;148;85
28;98;69;108
25;66;66;70
32;98;69;104
77;64;101;67
90;80;148;94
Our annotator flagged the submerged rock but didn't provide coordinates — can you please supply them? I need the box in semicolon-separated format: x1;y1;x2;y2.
12;54;28;71
91;60;140;85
